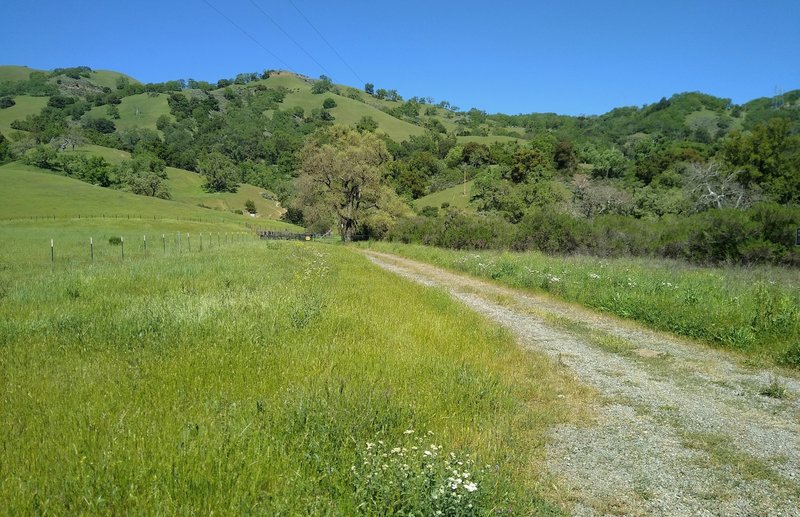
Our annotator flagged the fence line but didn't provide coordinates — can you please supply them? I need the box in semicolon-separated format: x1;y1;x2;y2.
44;230;261;268
0;214;256;225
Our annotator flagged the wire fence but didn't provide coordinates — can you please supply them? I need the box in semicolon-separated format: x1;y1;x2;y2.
41;230;259;269
0;214;250;224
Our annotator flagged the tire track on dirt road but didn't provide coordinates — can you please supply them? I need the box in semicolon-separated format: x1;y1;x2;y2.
364;250;800;516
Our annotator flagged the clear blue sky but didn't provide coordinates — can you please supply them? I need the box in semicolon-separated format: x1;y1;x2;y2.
1;0;798;115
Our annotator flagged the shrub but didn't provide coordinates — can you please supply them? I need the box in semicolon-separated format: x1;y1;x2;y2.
322;97;337;109
244;199;257;214
0;96;15;109
514;209;585;253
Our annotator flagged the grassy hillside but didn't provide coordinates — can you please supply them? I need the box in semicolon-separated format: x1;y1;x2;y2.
64;145;284;218
89;69;140;89
0;95;48;133
0;161;294;228
86;93;171;132
167;166;284;218
414;180;474;210
258;74;426;142
0;65;41;82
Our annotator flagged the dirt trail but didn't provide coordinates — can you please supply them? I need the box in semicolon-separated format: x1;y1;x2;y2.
364;250;800;516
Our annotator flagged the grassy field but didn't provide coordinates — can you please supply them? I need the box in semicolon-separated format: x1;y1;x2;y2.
0;228;591;513
61;145;284;218
414;181;475;210
85;93;171;132
0;95;48;133
361;242;800;368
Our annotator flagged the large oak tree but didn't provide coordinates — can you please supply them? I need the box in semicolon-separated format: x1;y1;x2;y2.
294;125;400;241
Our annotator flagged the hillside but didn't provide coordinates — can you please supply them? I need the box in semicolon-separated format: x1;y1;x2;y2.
0;160;293;227
62;145;285;218
85;93;172;132
0;95;48;132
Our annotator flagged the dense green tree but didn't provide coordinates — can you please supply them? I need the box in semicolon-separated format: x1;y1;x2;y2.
554;140;578;173
311;75;334;94
364;83;374;95
116;154;171;198
197;151;240;193
355;115;378;133
720;118;800;203
294;125;398;241
0;96;15;109
322;97;337;109
83;117;116;134
0;132;9;162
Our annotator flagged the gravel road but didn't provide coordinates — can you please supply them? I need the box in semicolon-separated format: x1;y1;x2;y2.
364;250;800;516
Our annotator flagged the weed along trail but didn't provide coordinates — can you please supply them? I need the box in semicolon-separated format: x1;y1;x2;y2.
364;250;800;516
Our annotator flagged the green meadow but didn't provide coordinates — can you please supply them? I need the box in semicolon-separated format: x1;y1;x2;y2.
0;234;590;514
362;242;800;368
0;154;591;513
414;180;475;210
85;92;172;132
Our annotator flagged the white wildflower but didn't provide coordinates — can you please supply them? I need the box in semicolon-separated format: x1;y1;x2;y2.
464;482;478;492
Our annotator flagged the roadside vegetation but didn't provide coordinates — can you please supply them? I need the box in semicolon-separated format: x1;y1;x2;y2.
362;242;800;368
0;235;591;513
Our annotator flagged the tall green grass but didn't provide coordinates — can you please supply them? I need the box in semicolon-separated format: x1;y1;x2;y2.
362;242;800;368
0;238;589;513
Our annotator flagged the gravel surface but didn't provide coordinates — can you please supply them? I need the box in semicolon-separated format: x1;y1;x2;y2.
365;251;800;516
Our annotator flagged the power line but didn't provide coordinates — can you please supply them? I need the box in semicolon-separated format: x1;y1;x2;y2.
286;0;364;84
247;0;332;77
200;0;295;73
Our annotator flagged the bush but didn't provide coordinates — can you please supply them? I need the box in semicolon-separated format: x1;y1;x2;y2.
108;236;122;246
322;97;337;109
245;199;257;214
83;117;117;134
0;96;15;109
515;209;586;253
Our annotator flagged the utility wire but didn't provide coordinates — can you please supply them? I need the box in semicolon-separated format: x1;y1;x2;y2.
247;0;332;77
286;0;364;84
201;0;295;73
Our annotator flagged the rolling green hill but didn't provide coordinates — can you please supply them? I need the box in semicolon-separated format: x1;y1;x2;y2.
0;65;41;82
258;74;427;142
0;95;48;133
85;92;171;132
89;69;140;89
65;145;285;218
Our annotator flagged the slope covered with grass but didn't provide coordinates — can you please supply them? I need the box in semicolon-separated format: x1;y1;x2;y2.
413;180;474;210
0;95;48;133
86;93;171;132
259;74;426;141
88;69;140;89
0;161;292;227
0;65;41;82
62;145;284;218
